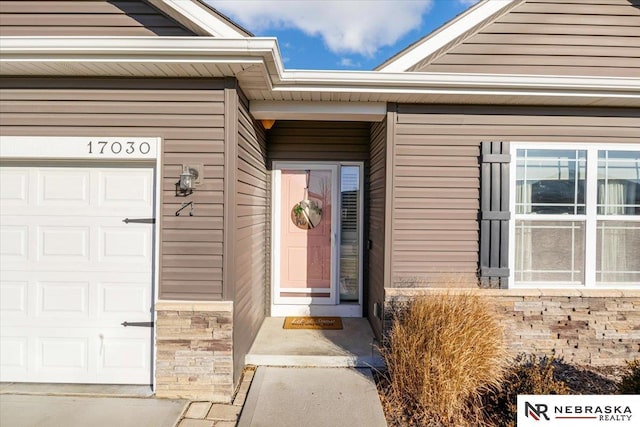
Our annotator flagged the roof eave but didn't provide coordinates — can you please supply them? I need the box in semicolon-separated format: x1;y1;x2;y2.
146;0;251;38
1;37;639;108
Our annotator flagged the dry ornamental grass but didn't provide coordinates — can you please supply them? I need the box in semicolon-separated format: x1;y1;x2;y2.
382;293;508;426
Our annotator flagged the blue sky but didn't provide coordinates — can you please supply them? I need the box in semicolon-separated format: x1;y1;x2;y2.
209;0;480;70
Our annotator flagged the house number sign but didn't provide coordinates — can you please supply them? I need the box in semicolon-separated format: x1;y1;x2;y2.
87;140;152;156
0;136;159;160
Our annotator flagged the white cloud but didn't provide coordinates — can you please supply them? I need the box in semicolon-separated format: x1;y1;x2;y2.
338;58;361;68
209;1;433;57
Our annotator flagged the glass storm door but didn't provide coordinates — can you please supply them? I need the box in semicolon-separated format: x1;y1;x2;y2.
274;165;338;305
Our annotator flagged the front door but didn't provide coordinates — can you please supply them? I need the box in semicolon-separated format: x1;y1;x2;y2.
272;163;362;317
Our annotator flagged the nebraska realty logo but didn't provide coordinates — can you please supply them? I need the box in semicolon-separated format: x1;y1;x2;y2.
517;395;639;426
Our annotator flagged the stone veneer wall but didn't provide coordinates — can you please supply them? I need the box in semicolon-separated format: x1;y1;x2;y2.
385;288;640;366
155;301;233;402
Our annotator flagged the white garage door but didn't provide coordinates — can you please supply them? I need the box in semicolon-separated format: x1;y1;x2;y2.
0;164;155;384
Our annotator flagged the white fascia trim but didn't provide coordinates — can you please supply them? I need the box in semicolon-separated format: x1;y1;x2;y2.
147;0;247;38
276;70;640;95
379;0;516;72
0;36;286;77
250;101;386;121
2;37;640;100
0;36;277;55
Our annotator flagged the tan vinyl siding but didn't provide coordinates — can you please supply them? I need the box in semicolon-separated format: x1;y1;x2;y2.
367;120;386;339
0;78;228;300
268;121;370;163
233;93;267;383
411;0;640;77
0;1;194;36
391;104;640;287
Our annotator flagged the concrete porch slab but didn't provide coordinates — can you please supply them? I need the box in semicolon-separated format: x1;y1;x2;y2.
245;317;384;368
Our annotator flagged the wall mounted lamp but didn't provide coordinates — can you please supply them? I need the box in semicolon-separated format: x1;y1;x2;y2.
177;164;203;195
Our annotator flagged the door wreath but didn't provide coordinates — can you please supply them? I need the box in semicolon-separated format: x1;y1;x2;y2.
291;199;322;230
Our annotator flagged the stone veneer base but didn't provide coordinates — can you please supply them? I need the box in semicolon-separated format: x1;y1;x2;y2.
385;288;640;366
155;301;234;402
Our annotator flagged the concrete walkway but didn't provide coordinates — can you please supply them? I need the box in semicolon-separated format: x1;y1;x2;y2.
237;367;387;427
0;394;186;427
0;367;255;427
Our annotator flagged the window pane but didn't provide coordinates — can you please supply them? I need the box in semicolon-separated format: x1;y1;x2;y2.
515;220;585;284
596;221;640;284
516;149;586;214
340;166;360;302
597;150;640;215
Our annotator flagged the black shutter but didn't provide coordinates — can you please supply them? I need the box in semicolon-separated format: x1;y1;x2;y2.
479;141;510;288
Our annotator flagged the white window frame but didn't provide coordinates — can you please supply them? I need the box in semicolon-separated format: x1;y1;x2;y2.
509;142;640;289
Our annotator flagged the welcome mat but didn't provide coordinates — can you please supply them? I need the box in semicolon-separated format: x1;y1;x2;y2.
283;317;343;330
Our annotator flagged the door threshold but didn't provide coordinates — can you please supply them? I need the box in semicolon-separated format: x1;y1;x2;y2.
0;382;153;398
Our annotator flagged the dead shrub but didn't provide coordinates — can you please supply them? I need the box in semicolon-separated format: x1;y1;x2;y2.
382;293;508;426
483;354;569;427
618;359;640;394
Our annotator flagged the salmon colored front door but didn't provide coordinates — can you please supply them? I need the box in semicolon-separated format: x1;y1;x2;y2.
274;165;338;306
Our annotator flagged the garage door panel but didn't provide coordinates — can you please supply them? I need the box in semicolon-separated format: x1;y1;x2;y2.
0;225;28;260
98;337;151;383
2;259;152;273
100;170;153;208
0;168;29;205
0;164;154;385
1;207;151;217
100;338;149;371
0;281;28;316
1;222;153;269
2;322;152;383
0;336;28;375
2;273;151;323
100;226;151;262
37;281;89;318
39;337;89;371
38;169;90;207
100;282;151;317
39;226;90;260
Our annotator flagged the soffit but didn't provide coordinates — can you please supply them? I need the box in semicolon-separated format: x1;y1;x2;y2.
1;37;639;109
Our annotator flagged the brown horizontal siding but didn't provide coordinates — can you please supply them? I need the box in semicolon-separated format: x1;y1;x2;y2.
391;104;640;287
0;78;229;301
412;0;640;77
233;94;268;383
268;121;370;163
367;120;387;340
0;1;193;36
